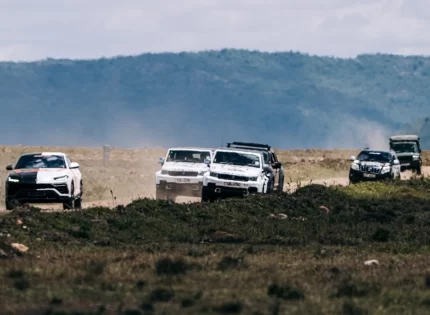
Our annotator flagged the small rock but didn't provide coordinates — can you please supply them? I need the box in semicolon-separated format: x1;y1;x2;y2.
364;259;379;266
11;243;29;253
277;213;288;220
319;206;330;213
16;219;23;225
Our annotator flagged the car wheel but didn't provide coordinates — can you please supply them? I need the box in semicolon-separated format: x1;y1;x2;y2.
279;176;284;193
201;187;213;202
74;196;82;209
5;199;19;210
63;183;76;210
416;165;422;175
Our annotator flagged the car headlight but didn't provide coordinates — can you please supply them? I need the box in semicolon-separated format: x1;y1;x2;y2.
210;172;218;178
350;163;359;171
198;170;206;176
54;175;69;181
161;170;169;175
381;166;390;174
249;176;258;181
8;177;19;183
413;155;419;160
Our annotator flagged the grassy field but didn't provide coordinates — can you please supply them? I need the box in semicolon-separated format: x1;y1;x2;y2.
2;177;430;314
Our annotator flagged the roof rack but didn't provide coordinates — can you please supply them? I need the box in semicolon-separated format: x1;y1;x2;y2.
227;141;271;151
389;135;420;142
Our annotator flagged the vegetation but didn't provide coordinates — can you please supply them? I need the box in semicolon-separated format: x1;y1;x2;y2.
2;179;430;314
1;50;430;148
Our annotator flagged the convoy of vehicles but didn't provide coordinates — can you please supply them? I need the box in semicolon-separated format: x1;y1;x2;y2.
1;134;426;209
4;152;83;210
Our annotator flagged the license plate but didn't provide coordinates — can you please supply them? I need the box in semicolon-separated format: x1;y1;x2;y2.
363;173;376;178
225;182;241;187
176;178;190;183
401;163;410;166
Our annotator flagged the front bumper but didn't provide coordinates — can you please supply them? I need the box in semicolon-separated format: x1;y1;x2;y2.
5;182;71;203
349;169;392;182
398;160;420;171
156;177;203;197
203;176;264;197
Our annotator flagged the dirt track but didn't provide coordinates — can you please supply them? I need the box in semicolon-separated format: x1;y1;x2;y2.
0;166;428;214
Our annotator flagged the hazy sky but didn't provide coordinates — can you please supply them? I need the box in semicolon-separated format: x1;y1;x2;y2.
1;0;429;61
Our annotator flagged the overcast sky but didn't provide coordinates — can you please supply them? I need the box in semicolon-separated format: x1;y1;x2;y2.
1;0;429;61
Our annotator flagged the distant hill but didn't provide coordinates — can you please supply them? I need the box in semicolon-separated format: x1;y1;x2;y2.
1;49;430;149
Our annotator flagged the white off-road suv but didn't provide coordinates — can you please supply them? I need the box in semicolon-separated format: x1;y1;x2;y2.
5;152;83;210
155;147;214;201
201;147;274;202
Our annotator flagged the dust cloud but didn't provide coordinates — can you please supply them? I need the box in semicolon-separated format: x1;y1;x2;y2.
323;117;392;151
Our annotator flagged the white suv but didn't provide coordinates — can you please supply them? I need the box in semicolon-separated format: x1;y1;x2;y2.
155;147;214;201
201;148;274;202
5;152;83;210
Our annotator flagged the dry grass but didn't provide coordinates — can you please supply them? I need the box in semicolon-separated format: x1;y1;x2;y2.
2;245;430;314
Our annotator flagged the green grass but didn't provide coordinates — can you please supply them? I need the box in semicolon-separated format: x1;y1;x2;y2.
2;179;430;314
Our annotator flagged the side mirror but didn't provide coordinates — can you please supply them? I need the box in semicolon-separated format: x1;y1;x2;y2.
204;158;211;165
263;166;271;173
159;157;164;165
349;156;356;161
393;159;400;165
70;162;80;169
273;161;282;169
6;165;13;171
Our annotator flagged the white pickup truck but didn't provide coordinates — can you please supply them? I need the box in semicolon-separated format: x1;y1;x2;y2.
201;147;274;202
155;147;214;201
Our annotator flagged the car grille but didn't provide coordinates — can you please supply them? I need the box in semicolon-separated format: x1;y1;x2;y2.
7;183;68;196
168;171;198;177
217;174;249;182
359;165;381;174
397;156;413;163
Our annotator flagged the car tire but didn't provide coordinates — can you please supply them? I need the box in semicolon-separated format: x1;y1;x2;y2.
74;196;82;209
277;176;284;193
201;187;213;202
5;199;18;210
63;183;76;210
416;165;422;175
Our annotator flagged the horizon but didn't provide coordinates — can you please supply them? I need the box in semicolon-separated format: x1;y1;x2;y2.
2;48;430;64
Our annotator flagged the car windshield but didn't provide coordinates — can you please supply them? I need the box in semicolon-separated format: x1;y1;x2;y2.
213;151;261;168
357;151;391;163
391;142;418;153
15;154;66;169
166;150;211;163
